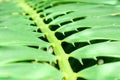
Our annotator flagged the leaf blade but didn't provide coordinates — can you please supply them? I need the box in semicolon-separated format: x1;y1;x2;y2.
78;62;120;80
0;63;63;80
0;46;56;64
70;42;120;60
64;27;120;43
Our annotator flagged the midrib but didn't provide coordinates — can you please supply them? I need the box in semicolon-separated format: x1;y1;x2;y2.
16;0;76;80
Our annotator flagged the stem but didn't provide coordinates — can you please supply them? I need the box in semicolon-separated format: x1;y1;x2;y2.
16;0;77;80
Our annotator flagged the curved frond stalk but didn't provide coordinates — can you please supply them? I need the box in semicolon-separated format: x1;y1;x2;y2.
1;0;120;80
16;0;76;80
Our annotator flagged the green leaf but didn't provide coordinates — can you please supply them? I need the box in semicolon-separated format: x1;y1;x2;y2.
0;1;22;16
0;4;36;32
45;3;99;20
32;0;118;12
49;6;120;25
0;15;31;27
0;28;50;48
70;42;120;60
77;0;118;5
0;46;56;64
0;1;49;48
0;63;63;80
64;27;120;43
78;62;120;80
57;15;120;33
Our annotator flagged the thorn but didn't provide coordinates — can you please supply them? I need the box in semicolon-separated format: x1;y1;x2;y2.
107;40;111;42
62;32;65;36
93;57;97;60
63;12;67;15
71;19;74;22
38;46;41;49
58;23;61;27
42;34;46;38
51;17;54;20
22;12;26;16
32;59;38;63
75;28;78;31
47;45;51;50
79;59;83;65
88;40;91;45
72;43;75;47
43;13;47;17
